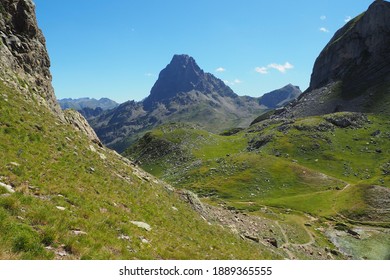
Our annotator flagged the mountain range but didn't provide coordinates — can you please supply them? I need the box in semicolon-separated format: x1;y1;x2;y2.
0;0;389;260
87;54;300;152
58;97;119;111
58;97;119;119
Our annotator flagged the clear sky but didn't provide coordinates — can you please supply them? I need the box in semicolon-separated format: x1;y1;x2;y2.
34;0;374;103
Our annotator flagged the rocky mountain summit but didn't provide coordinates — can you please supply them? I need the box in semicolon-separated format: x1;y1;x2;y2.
0;0;63;118
278;0;390;118
143;54;237;110
90;54;267;152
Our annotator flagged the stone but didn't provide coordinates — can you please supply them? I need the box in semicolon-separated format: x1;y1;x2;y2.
130;221;152;231
118;234;131;241
264;237;278;248
0;182;15;193
244;234;260;243
56;206;66;211
140;237;150;244
72;230;87;236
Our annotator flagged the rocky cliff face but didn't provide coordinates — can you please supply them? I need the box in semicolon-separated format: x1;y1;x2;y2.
277;0;390;118
0;0;63;119
310;0;390;93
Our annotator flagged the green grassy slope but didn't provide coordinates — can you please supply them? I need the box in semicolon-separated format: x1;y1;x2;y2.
0;81;280;260
126;113;390;259
128;114;389;219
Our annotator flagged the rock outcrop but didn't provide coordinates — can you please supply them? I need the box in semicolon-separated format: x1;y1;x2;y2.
64;109;102;146
310;0;390;92
0;0;63;119
277;0;390;119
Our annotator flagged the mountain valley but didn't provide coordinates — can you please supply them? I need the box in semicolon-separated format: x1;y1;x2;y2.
0;0;389;260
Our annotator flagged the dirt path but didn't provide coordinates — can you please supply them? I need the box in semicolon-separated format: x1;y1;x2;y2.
275;221;296;259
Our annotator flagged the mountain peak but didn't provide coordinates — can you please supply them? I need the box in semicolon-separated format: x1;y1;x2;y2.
143;54;235;110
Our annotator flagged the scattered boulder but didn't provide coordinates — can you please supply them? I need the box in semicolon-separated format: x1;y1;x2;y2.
118;234;131;241
324;113;368;128
130;221;152;231
0;182;15;193
248;134;274;151
72;230;87;236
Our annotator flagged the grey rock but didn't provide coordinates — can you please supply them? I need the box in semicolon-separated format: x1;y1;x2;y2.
0;182;15;193
310;1;390;92
277;1;390;119
64;109;102;146
0;0;64;119
263;237;278;248
130;221;152;231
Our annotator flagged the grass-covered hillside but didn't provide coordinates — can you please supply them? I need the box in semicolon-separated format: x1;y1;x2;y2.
0;80;281;260
126;113;390;259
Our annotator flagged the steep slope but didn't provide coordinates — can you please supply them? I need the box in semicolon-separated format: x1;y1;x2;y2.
278;0;390;118
90;54;266;152
0;0;280;260
259;84;301;109
1;81;280;259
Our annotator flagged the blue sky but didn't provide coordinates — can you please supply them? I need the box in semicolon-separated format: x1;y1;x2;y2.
34;0;373;103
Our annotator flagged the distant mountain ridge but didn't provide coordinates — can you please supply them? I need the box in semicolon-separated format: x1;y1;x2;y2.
58;97;119;111
259;84;301;108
